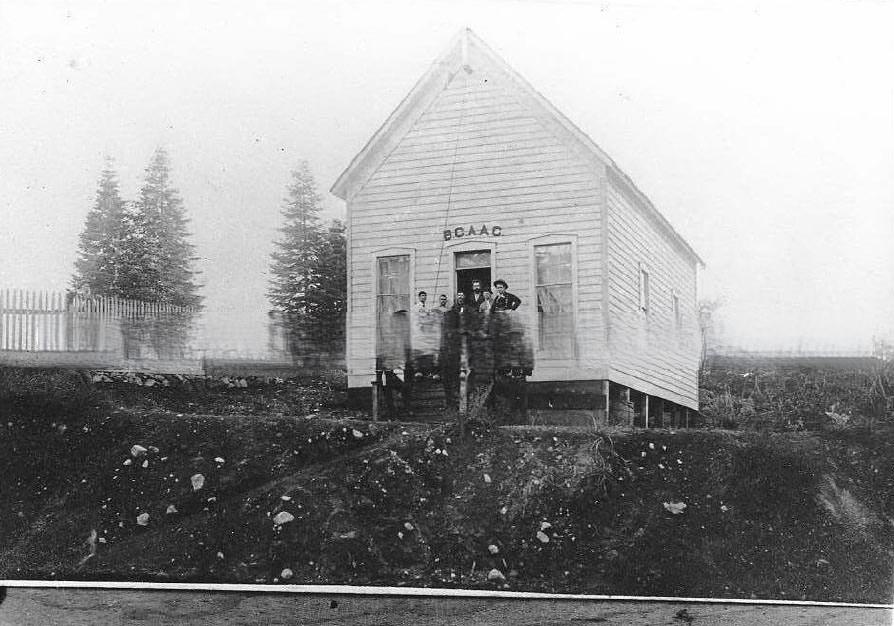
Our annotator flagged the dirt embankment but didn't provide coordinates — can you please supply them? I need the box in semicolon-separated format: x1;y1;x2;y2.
1;371;893;603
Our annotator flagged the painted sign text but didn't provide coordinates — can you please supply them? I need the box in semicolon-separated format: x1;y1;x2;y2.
443;224;502;240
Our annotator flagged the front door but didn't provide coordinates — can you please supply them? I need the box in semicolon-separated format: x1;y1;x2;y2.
454;250;492;302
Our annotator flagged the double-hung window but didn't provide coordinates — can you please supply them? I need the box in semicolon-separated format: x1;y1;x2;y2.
534;242;574;354
639;263;650;313
375;255;410;366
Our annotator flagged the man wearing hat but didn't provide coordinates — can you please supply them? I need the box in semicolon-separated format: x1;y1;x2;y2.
491;279;521;311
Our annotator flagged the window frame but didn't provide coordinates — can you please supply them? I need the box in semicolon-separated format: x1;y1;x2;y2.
672;288;682;329
638;262;651;314
528;234;578;360
371;247;416;363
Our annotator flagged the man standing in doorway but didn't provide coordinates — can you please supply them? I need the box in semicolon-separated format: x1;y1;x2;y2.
469;279;487;309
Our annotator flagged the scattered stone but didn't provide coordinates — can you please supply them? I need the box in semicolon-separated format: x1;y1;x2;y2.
280;568;293;580
281;495;292;501
352;428;364;438
488;544;499;555
191;474;205;491
136;513;150;526
123;459;132;466
217;552;224;559
483;473;492;484
663;501;687;515
273;511;295;525
540;521;552;531
214;457;225;464
403;522;414;531
142;460;149;468
487;568;506;583
536;531;550;543
166;504;178;515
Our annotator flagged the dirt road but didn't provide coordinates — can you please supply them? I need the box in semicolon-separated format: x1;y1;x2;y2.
0;588;890;625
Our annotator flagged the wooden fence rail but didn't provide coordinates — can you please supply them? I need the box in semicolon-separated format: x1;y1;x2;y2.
0;289;197;354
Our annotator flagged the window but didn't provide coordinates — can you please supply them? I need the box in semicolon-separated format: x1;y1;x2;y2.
534;242;574;354
672;290;681;328
376;255;410;365
639;264;650;313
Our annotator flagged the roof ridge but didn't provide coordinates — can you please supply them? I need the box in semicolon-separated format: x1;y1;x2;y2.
330;30;703;266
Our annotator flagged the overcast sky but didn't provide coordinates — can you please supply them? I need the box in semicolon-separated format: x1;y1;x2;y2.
1;0;891;352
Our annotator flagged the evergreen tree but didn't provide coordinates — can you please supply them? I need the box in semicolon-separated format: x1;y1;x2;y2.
120;147;203;308
311;219;347;339
268;161;324;317
268;162;346;356
71;158;126;295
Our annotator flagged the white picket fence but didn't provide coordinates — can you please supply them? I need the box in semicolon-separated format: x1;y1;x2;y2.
0;289;198;355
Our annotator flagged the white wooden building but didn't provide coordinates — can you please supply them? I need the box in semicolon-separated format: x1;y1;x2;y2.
332;30;703;424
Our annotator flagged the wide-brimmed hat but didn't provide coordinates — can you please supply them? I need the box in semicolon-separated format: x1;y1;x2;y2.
493;279;508;288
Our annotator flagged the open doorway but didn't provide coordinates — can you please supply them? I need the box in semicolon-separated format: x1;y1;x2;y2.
455;250;492;301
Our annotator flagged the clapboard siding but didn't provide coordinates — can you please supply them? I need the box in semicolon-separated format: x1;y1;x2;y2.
338;32;701;410
606;175;699;408
345;66;607;387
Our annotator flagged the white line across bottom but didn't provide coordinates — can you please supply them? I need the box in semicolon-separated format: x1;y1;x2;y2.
0;580;891;610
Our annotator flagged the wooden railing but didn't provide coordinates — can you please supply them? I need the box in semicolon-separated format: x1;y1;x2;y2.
0;289;197;354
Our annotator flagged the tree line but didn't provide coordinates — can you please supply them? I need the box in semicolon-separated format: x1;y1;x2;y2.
72;149;346;357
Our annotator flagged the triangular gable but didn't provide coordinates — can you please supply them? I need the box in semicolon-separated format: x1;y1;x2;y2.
331;28;704;267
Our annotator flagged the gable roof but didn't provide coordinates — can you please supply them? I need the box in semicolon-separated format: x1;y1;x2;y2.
331;28;704;268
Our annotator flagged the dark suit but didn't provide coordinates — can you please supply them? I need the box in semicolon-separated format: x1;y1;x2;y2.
492;291;521;311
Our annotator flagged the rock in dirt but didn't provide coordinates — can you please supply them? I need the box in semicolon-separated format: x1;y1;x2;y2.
130;445;148;458
136;513;150;526
488;544;499;554
280;568;293;580
166;504;178;515
663;501;687;515
273;511;295;525
191;474;205;491
487;568;506;583
536;531;550;543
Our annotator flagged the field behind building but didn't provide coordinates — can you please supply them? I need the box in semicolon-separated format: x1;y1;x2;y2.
1;363;893;604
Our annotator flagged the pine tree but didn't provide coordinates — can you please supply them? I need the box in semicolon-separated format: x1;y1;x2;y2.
313;219;347;326
268;162;347;356
71;158;126;295
268;161;324;317
121;147;203;308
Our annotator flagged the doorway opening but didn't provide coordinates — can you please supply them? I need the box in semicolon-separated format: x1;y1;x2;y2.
454;250;492;300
